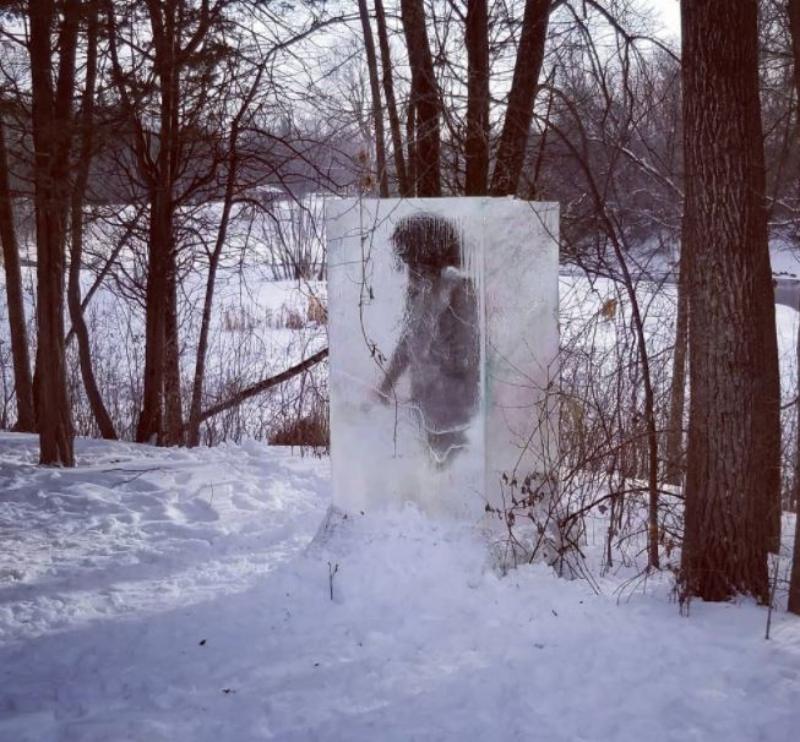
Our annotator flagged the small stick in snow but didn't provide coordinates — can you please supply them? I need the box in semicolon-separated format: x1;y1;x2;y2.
328;561;339;601
765;552;780;640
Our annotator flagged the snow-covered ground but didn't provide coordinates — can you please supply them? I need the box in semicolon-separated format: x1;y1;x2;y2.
1;433;799;741
1;229;799;739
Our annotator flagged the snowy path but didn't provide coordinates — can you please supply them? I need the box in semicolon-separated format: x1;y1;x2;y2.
1;434;799;741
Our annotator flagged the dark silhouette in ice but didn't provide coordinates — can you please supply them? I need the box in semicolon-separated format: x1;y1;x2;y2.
378;213;480;466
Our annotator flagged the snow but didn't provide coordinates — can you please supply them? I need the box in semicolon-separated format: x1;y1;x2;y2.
1;433;799;741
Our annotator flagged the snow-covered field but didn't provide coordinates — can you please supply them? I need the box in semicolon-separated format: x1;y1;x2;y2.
1;433;799;741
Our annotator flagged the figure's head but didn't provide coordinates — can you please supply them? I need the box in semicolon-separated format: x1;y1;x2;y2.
390;213;462;274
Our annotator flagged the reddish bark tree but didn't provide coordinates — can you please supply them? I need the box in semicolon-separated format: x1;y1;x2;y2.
134;0;185;445
116;0;219;446
358;0;389;196
374;0;410;196
67;2;117;440
28;0;81;466
464;0;490;195
490;0;550;196
399;0;441;196
0;111;35;432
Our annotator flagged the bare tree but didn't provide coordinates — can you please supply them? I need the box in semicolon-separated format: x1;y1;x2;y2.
374;0;409;195
186;43;271;447
29;0;81;466
358;0;389;196
67;1;117;440
107;0;225;446
464;0;489;195
490;0;550;196
0;109;35;432
400;0;441;196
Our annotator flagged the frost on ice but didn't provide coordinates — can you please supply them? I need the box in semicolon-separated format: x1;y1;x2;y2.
326;198;559;519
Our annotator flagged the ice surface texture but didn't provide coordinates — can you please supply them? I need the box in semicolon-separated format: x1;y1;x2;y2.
327;198;559;518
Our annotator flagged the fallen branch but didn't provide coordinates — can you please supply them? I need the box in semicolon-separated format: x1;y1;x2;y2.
190;347;329;428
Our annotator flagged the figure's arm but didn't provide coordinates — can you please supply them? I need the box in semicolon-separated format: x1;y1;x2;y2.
378;331;410;398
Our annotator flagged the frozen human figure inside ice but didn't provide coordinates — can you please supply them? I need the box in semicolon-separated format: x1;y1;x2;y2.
377;213;480;466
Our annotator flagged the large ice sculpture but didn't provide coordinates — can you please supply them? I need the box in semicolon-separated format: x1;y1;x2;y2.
326;198;559;519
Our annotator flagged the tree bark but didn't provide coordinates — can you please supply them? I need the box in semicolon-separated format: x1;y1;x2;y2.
490;0;550;196
464;0;490;195
406;97;417;196
136;187;169;444
358;0;389;196
785;0;800;614
0;113;35;432
399;0;441;196
374;0;409;196
67;3;117;440
187;186;233;446
679;0;779;603
137;0;183;446
162;248;184;445
790;305;800;614
29;0;79;466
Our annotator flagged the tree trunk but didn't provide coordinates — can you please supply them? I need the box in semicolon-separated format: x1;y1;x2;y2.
358;0;389;197
0;113;35;432
399;0;441;196
162;249;184;445
464;0;490;195
138;0;182;446
29;0;78;466
67;4;117;440
789;309;800;614
374;0;409;196
785;0;800;614
490;0;550;196
187;243;223;447
679;0;779;603
136;192;168;444
406;97;417;196
665;246;688;485
188;119;243;446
